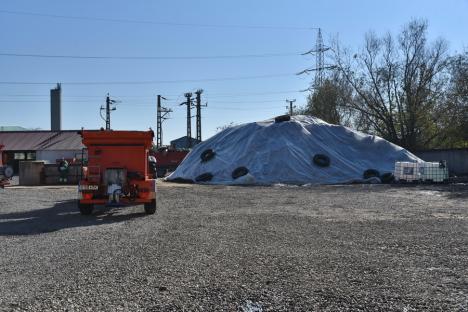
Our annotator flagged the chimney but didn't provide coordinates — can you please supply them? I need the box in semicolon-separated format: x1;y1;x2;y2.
50;83;61;131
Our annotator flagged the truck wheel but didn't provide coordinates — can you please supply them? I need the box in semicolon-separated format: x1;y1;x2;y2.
144;199;157;215
157;168;166;178
78;202;94;215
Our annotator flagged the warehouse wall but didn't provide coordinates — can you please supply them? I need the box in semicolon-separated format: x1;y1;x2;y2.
36;150;81;164
415;148;468;176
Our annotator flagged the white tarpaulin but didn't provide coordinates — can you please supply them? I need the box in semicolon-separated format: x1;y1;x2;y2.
167;115;422;185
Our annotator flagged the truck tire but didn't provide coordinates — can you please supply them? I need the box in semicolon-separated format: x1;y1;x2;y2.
313;154;330;167
200;149;216;162
78;202;94;215
144;199;157;215
363;169;380;179
232;166;249;179
3;166;14;178
274;115;291;123
157;168;166;178
380;172;395;184
195;172;213;182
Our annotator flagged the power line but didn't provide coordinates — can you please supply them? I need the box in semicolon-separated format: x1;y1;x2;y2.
0;51;300;60
206;99;285;104
0;97;286;111
0;89;303;98
118;105;284;111
0;9;316;31
203;90;302;98
0;99;295;106
0;73;294;85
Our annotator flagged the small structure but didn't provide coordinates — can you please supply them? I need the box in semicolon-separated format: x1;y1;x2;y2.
0;130;83;173
170;136;201;149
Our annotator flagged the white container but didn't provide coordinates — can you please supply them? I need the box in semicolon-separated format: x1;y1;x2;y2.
419;161;448;182
394;162;420;182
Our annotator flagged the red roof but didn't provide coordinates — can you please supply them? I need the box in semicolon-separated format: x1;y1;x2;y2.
0;131;83;151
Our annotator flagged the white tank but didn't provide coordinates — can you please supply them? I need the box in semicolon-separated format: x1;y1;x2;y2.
419;161;449;182
394;162;420;182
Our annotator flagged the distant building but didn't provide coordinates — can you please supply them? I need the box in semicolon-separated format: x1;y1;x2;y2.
0;126;30;132
0;130;83;173
170;136;201;149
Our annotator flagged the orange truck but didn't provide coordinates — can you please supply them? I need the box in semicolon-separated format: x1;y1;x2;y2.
78;130;157;215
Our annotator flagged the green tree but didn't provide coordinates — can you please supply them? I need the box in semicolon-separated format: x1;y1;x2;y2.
306;79;342;125
435;52;468;147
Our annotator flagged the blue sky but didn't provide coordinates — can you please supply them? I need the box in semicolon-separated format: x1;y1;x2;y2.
0;0;467;143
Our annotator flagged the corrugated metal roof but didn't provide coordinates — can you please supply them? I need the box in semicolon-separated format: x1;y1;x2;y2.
0;131;84;151
170;136;201;149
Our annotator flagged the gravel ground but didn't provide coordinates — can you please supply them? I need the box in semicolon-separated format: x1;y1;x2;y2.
0;182;467;311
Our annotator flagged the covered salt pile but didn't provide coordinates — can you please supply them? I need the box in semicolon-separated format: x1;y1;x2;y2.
167;115;422;185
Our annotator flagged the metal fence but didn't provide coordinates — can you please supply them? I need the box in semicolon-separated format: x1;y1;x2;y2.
414;148;468;176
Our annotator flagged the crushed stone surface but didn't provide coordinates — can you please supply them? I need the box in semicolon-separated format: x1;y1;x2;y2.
0;183;467;311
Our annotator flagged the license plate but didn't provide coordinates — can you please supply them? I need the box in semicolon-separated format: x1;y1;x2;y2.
79;184;99;191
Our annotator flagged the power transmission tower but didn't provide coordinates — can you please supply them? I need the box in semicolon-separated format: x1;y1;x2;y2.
297;28;336;91
100;93;117;130
195;89;207;142
286;99;296;116
315;28;325;89
156;95;172;148
180;92;193;147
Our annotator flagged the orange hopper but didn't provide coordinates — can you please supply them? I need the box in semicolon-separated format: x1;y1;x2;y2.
77;130;157;215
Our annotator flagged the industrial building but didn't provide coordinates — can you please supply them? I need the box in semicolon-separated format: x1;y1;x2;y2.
0;130;83;173
170;136;201;149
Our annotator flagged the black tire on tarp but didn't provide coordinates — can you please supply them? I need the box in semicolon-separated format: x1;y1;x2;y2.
200;149;216;162
363;169;380;179
195;172;213;182
168;177;194;184
313;154;330;167
380;172;395;184
232;166;249;179
274;115;291;123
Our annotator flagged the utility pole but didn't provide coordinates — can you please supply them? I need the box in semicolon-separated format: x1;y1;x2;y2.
100;93;117;130
180;92;193;147
195;89;207;142
286;99;296;116
156;95;172;148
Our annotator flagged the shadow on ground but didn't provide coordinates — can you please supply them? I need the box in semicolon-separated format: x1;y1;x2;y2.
0;200;146;236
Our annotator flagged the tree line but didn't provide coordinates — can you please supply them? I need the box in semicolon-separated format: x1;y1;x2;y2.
302;19;468;151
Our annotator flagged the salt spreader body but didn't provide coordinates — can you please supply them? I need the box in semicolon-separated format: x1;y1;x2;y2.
78;130;157;215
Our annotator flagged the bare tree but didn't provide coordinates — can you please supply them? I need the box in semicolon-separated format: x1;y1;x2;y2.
216;122;238;132
331;19;450;150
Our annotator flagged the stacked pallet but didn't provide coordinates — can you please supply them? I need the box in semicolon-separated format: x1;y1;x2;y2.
42;164;82;184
